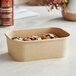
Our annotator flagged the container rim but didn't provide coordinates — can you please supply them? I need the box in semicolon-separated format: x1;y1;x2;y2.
5;27;70;43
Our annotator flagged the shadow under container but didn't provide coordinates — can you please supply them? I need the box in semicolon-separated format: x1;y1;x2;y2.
5;27;70;61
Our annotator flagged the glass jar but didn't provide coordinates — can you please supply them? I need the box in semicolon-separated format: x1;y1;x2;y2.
0;0;14;27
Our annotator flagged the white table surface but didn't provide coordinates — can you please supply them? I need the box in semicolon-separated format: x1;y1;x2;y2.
0;6;76;76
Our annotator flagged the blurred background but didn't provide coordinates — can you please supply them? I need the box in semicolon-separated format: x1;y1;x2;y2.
14;0;42;5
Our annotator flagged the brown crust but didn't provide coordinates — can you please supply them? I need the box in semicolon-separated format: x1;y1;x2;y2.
23;38;31;41
41;35;50;39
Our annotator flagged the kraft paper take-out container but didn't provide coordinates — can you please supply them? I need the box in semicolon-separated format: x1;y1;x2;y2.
5;27;70;61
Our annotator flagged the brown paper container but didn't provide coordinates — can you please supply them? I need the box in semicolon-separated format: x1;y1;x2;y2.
5;27;70;61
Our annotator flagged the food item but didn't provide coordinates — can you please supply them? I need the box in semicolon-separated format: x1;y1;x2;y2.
23;36;42;41
12;33;58;42
23;37;32;41
0;0;14;26
31;36;41;40
41;33;58;39
12;37;23;41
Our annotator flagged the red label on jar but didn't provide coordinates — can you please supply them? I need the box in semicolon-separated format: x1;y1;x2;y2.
2;0;10;1
0;0;13;27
